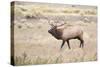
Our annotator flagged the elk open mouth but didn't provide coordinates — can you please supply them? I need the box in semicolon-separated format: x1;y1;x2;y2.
48;30;51;33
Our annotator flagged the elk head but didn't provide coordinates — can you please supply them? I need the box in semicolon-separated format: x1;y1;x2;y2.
48;20;65;39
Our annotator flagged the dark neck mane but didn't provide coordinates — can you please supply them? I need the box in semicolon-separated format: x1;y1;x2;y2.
51;29;62;39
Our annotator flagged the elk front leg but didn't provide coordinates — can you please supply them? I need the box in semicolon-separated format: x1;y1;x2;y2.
67;40;71;49
61;40;65;49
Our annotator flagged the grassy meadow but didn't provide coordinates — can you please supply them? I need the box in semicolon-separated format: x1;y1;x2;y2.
11;1;97;66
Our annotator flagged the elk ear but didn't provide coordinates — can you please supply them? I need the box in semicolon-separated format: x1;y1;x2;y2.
55;26;57;28
54;26;57;29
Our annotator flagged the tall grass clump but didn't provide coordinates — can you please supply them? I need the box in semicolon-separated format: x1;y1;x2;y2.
15;52;63;65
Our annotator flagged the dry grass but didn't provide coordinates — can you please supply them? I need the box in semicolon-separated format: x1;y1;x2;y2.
15;53;63;65
15;50;97;66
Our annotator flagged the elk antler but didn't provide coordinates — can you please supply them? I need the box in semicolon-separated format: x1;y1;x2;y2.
56;21;66;27
48;20;56;27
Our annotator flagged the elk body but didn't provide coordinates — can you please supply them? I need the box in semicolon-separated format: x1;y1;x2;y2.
48;21;84;49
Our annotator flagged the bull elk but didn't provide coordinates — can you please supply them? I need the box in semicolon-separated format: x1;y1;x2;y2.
48;20;84;49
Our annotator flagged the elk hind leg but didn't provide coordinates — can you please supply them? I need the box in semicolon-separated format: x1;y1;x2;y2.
78;37;84;48
80;39;84;48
